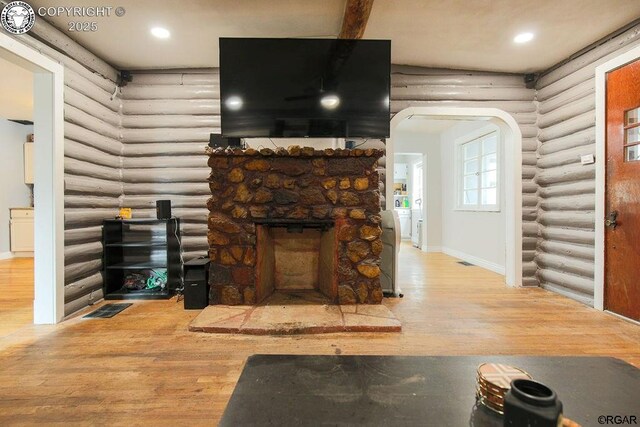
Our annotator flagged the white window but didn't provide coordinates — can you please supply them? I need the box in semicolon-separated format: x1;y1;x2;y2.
456;130;499;211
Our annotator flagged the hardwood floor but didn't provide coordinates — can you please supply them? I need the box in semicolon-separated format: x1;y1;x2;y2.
0;246;638;425
0;257;33;338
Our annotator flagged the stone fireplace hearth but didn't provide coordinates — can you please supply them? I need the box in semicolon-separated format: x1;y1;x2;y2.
206;146;384;305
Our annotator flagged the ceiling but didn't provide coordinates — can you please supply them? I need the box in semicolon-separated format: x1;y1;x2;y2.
365;0;640;73
0;57;33;121
27;0;640;73
29;0;345;70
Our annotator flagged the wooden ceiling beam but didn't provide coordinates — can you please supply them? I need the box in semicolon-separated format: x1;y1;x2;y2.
338;0;374;39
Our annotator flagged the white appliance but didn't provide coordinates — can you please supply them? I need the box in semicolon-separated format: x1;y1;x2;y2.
411;209;423;247
396;208;411;239
414;220;423;249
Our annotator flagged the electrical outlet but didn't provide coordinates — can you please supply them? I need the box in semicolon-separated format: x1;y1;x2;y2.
580;154;595;165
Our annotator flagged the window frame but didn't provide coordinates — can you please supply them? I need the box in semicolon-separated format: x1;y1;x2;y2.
624;106;640;162
454;126;501;212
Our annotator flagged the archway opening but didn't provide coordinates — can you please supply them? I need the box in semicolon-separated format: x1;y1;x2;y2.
387;107;523;287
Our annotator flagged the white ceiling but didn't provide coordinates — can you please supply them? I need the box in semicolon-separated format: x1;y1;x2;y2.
0;57;33;121
29;0;345;70
27;0;640;72
365;0;640;73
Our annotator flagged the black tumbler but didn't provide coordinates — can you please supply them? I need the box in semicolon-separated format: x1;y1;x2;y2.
503;379;563;427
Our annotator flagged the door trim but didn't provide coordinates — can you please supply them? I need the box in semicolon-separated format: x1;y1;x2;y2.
594;45;640;312
0;33;65;324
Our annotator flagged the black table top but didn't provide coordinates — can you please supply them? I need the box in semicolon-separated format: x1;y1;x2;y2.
220;355;640;426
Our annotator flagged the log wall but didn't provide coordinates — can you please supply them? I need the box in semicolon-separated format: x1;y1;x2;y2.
119;72;215;261
13;30;123;316
389;66;539;285
534;23;640;305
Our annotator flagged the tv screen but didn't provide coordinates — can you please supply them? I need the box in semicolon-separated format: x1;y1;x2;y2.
219;38;390;138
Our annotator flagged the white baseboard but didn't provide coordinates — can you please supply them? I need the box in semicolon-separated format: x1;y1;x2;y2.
12;251;34;258
0;251;14;260
441;247;505;276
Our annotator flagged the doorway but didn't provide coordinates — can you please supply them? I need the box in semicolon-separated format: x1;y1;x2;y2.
595;53;640;322
411;160;424;248
0;33;65;324
0;57;34;332
594;47;640;321
393;153;425;245
388;107;523;287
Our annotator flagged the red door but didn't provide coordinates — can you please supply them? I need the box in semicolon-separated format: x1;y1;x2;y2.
605;58;640;321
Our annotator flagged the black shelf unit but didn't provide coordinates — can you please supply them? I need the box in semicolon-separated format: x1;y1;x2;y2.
102;218;182;300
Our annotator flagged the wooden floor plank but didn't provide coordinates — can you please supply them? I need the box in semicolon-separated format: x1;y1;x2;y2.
0;257;33;338
0;245;638;425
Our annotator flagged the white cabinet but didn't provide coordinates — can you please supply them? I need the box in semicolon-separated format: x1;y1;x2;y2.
10;208;34;254
24;142;34;184
394;163;408;180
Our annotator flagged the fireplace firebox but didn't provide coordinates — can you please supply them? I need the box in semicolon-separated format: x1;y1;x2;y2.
255;219;337;303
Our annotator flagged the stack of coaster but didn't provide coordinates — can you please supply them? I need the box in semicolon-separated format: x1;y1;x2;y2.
476;363;532;414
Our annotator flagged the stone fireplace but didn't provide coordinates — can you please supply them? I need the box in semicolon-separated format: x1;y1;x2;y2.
206;146;384;305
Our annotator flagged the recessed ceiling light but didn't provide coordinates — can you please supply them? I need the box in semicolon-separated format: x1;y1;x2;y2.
150;27;170;39
514;32;534;44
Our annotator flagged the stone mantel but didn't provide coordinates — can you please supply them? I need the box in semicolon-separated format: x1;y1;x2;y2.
206;145;384;159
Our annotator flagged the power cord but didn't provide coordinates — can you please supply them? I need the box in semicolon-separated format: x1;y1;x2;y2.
110;85;119;101
173;218;185;266
353;138;370;149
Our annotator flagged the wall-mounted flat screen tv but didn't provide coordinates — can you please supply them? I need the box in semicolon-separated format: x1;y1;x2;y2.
219;38;391;138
